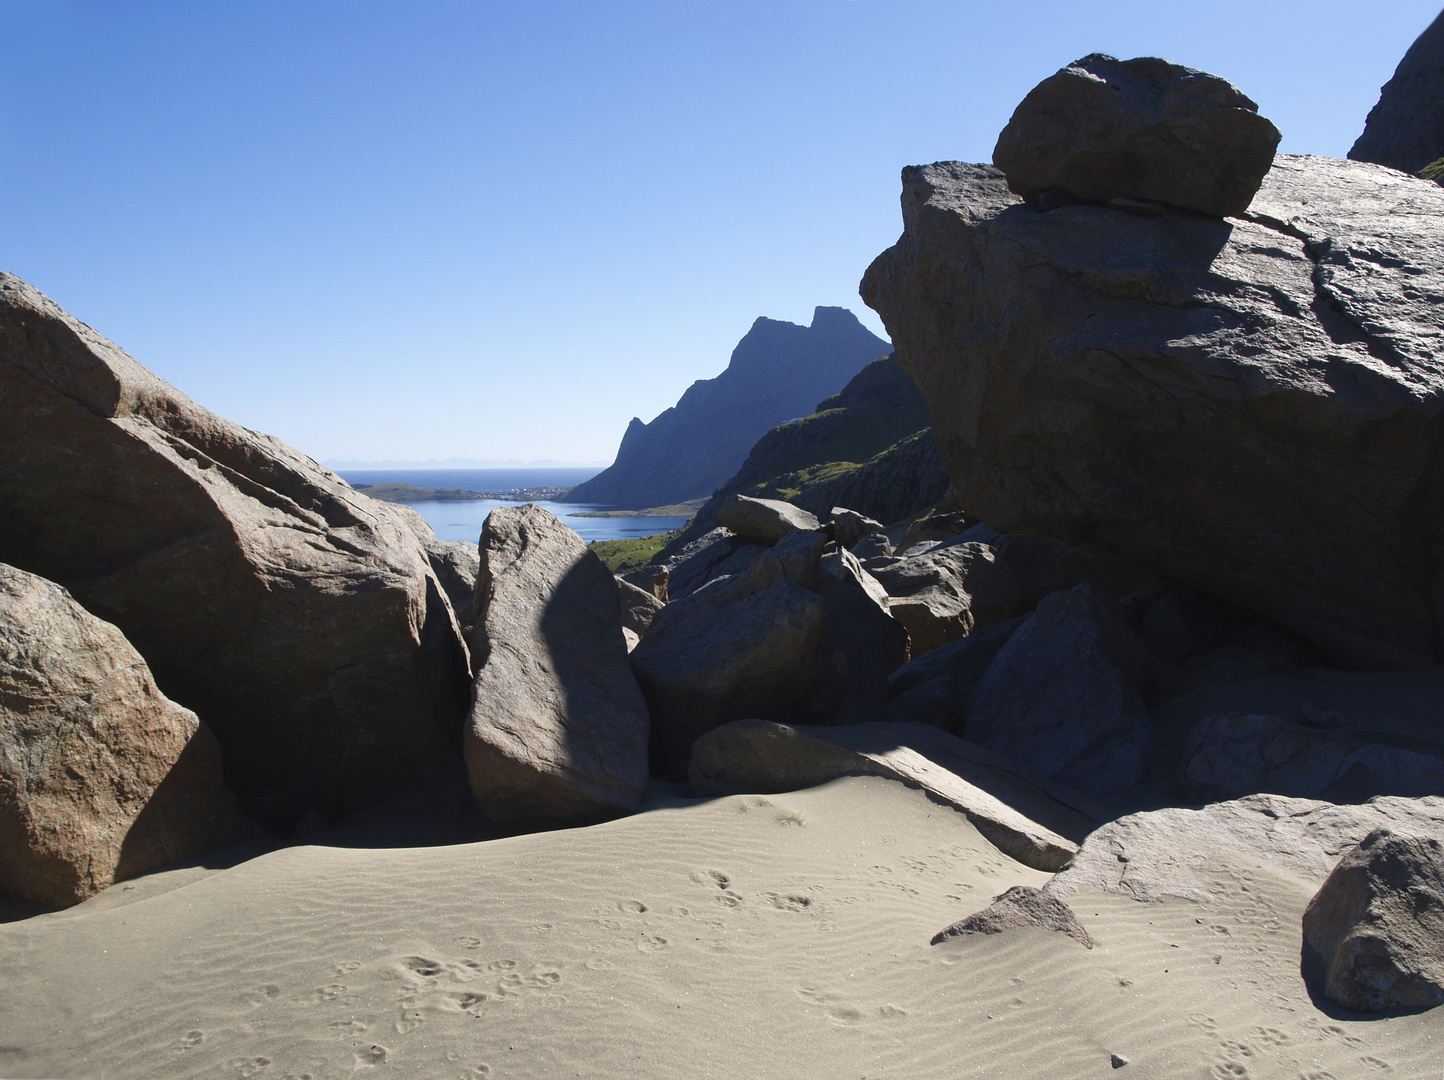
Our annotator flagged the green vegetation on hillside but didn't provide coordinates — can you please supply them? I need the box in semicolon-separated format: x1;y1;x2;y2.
590;529;683;573
1421;157;1444;183
569;499;706;519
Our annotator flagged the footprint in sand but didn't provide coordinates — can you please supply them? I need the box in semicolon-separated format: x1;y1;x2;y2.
465;1066;491;1078
240;985;282;1009
400;956;445;978
692;869;731;890
395;1009;426;1034
488;960;518;972
796;987;864;1026
335;961;362;975
637;934;668;952
1359;1057;1391;1071
313;983;348;1002
618;900;648;914
763;892;813;913
229;1057;271;1077
450;992;488;1014
354;1044;389;1068
457;936;482;947
173;1030;205;1051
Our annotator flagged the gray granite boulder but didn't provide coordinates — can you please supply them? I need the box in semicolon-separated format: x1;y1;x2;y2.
465;506;649;825
717;494;821;544
993;54;1280;217
863;155;1444;671
866;541;1019;656
0;274;470;831
631;573;825;775
0;564;242;906
1303;828;1444;1012
816;549;910;724
1182;713;1444;804
963;584;1151;796
616;575;664;639
830;507;885;550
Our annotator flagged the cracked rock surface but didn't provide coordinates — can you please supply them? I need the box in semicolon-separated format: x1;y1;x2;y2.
862;155;1444;670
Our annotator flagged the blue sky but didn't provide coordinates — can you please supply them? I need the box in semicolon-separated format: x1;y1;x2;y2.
3;1;1438;465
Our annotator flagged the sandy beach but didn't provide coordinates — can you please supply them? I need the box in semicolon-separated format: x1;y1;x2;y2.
0;774;1435;1080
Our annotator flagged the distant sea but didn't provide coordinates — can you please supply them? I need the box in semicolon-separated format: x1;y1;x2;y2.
336;468;691;545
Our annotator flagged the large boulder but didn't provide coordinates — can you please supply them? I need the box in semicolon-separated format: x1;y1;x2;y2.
862;155;1444;671
0;274;470;831
1350;11;1444;175
631;569;825;775
465;506;649;825
815;549;910;724
830;507;885;550
865;541;1019;656
616;575;665;639
1182;712;1444;804
0;564;241;906
1047;792;1444;904
1302;828;1444;1012
962;584;1151;797
993;54;1280;217
716;494;821;544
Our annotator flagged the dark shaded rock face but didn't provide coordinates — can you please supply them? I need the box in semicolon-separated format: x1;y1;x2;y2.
963;584;1151;797
465;506;649;826
0;274;470;831
1182;713;1444;805
0;563;241;906
565;307;890;509
1350;11;1444;175
994;54;1280;217
1303;828;1444;1012
862;156;1444;671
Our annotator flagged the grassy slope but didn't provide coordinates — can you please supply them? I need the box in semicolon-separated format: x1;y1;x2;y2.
590;530;684;573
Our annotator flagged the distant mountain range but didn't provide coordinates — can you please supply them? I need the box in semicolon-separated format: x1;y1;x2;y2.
562;307;890;509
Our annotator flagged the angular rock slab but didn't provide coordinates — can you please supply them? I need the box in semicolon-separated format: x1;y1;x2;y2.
716;493;821;544
0;564;241;906
466;506;649;825
867;541;1019;656
1047;793;1444;904
931;885;1093;948
0;274;470;830
862;155;1444;671
1303;828;1444;1012
994;53;1280;217
963;584;1151;797
816;549;909;724
690;718;1102;872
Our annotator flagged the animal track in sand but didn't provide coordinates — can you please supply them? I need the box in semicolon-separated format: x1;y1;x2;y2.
401;956;445;978
229;1056;271;1076
457;935;482;947
636;934;668;952
313;983;348;1002
172;1029;205;1051
618;899;648;914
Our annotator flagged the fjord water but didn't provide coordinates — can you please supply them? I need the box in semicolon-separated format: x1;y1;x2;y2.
337;469;690;544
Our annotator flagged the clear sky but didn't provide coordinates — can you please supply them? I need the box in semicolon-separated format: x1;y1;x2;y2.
3;1;1438;465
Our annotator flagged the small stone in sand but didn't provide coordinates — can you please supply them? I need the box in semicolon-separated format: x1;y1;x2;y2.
1111;1053;1130;1068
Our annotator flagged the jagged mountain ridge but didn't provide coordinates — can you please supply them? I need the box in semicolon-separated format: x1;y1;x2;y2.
564;307;890;509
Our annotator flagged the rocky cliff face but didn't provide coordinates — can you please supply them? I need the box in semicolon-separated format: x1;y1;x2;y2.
862;155;1444;671
565;307;889;509
660;356;947;551
1350;10;1444;174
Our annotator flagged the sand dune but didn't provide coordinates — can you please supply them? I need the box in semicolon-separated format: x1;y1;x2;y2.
0;776;1436;1079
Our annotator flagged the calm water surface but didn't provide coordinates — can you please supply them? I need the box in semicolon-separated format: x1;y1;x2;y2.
337;469;689;544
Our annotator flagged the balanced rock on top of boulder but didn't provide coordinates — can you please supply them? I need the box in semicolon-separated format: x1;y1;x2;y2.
993;54;1281;217
862;153;1444;671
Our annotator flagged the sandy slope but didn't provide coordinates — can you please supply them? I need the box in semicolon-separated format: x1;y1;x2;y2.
0;776;1436;1079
